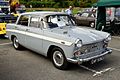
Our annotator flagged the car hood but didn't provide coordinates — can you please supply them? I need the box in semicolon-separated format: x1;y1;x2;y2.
50;27;109;44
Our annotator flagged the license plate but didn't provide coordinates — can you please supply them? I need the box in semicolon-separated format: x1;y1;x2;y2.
91;57;104;64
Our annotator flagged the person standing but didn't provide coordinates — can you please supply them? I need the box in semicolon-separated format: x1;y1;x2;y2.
65;6;73;15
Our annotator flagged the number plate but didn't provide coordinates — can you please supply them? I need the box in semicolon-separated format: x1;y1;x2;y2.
91;57;104;64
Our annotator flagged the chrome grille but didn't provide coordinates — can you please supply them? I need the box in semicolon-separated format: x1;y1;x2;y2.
80;41;104;54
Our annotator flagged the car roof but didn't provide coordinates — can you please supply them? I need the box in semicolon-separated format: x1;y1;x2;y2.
20;11;67;17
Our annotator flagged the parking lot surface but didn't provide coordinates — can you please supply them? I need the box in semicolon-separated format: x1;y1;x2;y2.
0;36;120;80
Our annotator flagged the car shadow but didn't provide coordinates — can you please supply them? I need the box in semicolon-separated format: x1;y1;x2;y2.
68;59;111;72
14;46;113;73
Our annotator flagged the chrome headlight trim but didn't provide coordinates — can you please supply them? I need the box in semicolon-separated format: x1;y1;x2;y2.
107;35;111;41
104;35;111;43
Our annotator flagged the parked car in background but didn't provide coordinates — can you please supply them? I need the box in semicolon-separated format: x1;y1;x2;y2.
74;11;111;28
0;0;18;37
0;13;17;37
74;11;96;28
114;8;120;25
6;12;112;70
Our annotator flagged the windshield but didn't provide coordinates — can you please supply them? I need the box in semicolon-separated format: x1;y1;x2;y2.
0;2;9;6
46;15;75;28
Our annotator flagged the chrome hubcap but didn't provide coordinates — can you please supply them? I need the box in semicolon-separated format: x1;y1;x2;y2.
13;37;19;48
53;51;64;66
90;23;94;28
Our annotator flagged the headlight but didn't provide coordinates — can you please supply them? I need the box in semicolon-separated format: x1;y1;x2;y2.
75;39;82;48
107;35;111;41
104;35;111;43
74;39;83;58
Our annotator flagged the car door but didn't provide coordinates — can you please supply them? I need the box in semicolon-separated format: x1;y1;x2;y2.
25;16;44;54
15;14;29;46
87;13;95;24
79;13;89;25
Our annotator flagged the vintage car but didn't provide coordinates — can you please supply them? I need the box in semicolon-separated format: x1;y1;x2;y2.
74;12;96;28
0;23;6;37
6;12;112;70
74;11;111;28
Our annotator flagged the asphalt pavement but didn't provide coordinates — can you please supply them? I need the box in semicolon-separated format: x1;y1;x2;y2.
0;36;120;80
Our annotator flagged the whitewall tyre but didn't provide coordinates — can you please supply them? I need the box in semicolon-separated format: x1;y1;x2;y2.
51;47;68;70
13;37;22;50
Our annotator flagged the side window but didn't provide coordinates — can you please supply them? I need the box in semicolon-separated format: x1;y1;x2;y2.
18;15;29;26
29;17;39;28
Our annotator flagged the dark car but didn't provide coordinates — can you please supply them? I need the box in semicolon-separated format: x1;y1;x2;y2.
74;11;111;28
0;13;18;37
74;12;96;28
114;8;120;25
0;14;17;23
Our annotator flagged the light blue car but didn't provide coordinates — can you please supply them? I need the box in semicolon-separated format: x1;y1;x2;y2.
6;11;112;70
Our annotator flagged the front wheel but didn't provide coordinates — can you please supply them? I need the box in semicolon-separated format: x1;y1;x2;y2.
51;47;68;70
90;22;95;28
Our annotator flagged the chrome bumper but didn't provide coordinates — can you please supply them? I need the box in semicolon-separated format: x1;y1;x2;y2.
67;49;112;64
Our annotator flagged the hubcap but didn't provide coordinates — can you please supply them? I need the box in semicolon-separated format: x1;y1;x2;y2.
53;51;64;66
90;23;94;28
13;37;19;48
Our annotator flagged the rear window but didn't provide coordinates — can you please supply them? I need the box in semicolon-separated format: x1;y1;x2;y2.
0;2;9;6
81;13;89;17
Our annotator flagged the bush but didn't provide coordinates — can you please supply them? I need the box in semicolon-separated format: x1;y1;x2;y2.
53;2;60;8
20;1;93;8
21;1;56;8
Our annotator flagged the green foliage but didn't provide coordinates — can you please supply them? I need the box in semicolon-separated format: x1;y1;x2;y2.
20;0;97;8
53;2;60;8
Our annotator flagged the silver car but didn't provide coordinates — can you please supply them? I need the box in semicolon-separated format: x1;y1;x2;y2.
6;11;112;70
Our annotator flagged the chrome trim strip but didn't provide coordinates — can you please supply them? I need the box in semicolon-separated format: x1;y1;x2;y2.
7;29;73;46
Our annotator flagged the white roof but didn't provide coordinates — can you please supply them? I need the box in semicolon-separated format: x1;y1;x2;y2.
21;11;67;17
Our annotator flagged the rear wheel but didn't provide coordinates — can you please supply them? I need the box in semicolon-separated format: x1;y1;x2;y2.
12;36;22;50
51;47;68;70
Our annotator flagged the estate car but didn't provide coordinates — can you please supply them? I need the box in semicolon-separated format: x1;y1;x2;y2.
6;12;112;70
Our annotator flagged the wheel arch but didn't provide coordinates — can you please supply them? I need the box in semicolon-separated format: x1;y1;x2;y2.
11;35;16;41
47;45;64;59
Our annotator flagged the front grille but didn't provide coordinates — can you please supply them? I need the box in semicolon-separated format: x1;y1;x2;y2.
80;41;104;54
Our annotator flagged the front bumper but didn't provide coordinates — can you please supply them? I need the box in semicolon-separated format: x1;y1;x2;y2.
67;48;112;64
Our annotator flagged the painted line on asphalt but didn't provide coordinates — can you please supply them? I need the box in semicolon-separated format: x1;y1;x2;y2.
109;47;120;52
79;65;114;77
0;42;12;46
